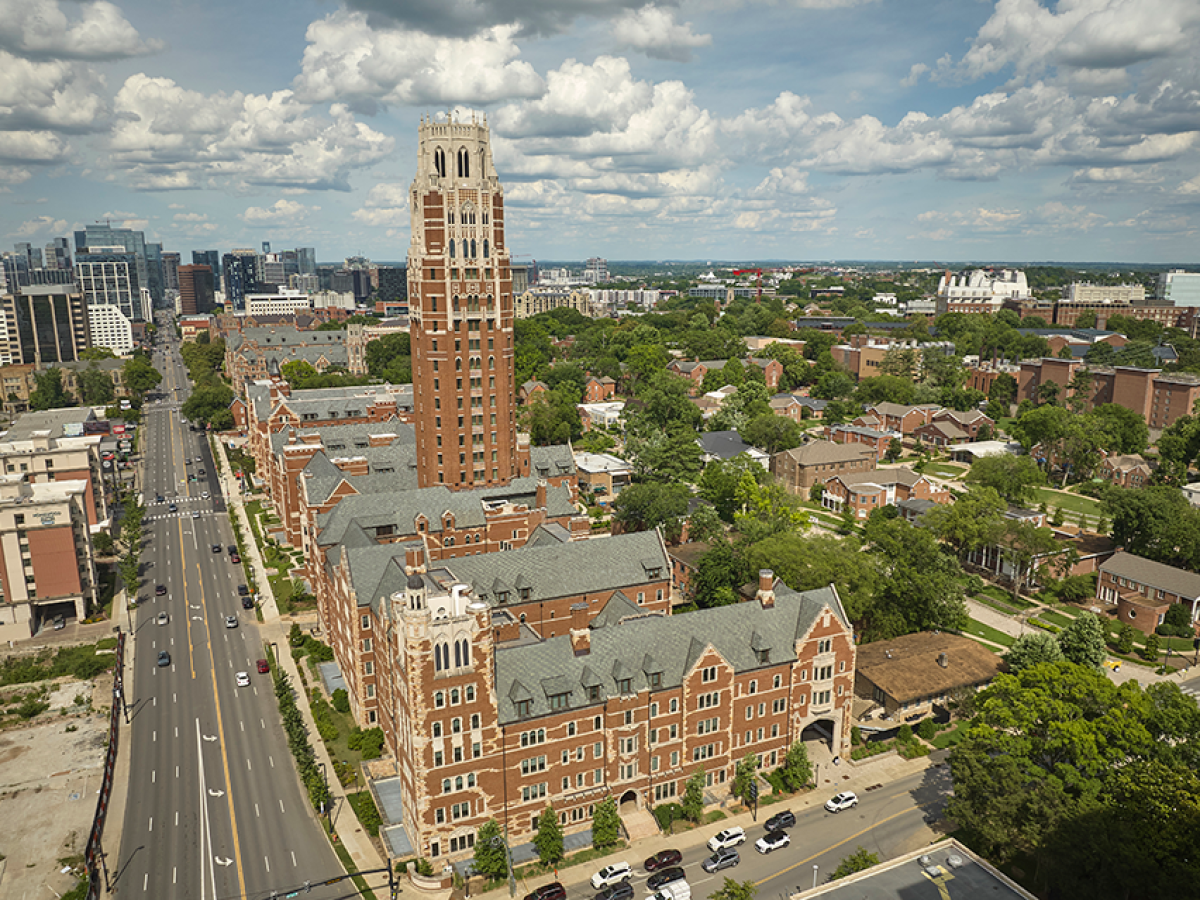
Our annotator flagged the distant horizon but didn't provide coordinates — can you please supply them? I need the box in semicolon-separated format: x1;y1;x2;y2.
325;259;1196;272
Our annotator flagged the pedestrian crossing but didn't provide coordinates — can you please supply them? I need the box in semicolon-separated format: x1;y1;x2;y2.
147;508;220;523
148;496;205;507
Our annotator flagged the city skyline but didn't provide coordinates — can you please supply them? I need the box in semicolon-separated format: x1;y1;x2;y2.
2;0;1198;263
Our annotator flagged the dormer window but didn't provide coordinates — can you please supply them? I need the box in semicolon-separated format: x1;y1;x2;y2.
519;587;531;601
586;685;601;702
549;692;570;711
516;699;531;718
648;672;662;689
617;678;632;695
755;649;770;664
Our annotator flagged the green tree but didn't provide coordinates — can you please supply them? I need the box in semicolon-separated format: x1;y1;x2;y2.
1057;611;1107;668
1005;632;1065;673
739;413;803;455
692;539;746;609
732;754;758;804
922;487;1006;559
77;365;116;405
698;455;768;522
29;367;72;410
708;879;756;900
364;332;412;382
862;518;969;641
687;504;725;544
533;806;564;866
988;372;1017;407
1116;622;1136;654
122;354;162;402
732;475;809;543
884;437;902;462
746;533;880;631
473;819;509;881
280;359;319;388
999;519;1062;599
855;374;916;406
829;847;880;881
812;371;856;401
624;425;704;484
1103;485;1200;569
610;482;691;540
965;454;1046;506
591;797;621;849
777;740;812;792
1141;631;1161;662
682;768;705;822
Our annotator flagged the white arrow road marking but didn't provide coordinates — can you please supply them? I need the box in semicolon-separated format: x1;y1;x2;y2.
215;857;233;867
203;734;217;742
208;789;225;797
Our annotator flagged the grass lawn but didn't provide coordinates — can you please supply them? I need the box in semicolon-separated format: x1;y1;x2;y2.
931;723;967;750
1038;609;1078;629
1028;487;1103;518
923;463;969;479
965;618;1015;647
972;594;1024;617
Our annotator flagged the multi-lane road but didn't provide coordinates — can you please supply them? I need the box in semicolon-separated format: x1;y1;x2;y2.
115;324;348;900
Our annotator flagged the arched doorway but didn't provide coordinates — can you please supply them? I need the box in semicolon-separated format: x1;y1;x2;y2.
619;789;639;811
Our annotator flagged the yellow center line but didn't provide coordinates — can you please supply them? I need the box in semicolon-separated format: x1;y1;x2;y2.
756;806;916;886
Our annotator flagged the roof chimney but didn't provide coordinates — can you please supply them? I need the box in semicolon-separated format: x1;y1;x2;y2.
756;569;775;609
536;479;548;509
937;652;948;668
570;627;590;656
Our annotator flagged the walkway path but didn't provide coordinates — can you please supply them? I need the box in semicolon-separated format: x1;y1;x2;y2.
213;436;388;879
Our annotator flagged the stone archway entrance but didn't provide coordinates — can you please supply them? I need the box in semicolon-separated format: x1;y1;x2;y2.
617;790;658;842
619;789;639;811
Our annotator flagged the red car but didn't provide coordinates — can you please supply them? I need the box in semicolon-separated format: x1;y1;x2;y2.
644;850;682;872
256;659;269;674
524;884;565;900
230;554;241;563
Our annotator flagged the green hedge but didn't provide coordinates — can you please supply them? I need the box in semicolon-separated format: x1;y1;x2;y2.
347;790;383;837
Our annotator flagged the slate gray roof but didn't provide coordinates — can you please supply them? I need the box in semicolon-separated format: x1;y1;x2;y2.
315;475;577;547
828;425;891;441
337;530;667;623
698;430;762;460
529;444;577;478
300;445;420;504
525;521;572;547
257;342;349;369
670;359;728;374
494;583;849;724
1101;551;1200;600
269;419;414;456
277;384;413;421
238;326;347;348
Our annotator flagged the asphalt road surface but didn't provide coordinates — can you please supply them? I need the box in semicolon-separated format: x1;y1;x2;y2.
116;324;350;900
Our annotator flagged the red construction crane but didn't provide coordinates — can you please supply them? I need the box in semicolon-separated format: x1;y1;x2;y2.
733;268;763;300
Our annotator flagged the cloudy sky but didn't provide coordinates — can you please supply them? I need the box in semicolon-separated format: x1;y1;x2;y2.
2;0;1198;264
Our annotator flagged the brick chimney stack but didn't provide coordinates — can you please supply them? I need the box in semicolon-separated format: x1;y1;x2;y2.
756;569;775;609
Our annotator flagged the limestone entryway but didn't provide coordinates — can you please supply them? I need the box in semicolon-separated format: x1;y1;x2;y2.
618;790;659;842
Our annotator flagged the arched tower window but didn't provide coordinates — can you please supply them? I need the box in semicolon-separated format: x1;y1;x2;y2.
458;638;470;667
435;642;450;672
470;239;477;258
454;641;463;668
462;239;468;259
488;356;494;370
449;241;455;259
434;147;446;178
457;148;470;178
483;239;489;259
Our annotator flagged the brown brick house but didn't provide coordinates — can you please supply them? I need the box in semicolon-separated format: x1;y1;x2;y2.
771;441;877;494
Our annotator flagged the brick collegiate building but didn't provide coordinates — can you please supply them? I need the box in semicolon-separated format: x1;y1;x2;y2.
288;117;858;867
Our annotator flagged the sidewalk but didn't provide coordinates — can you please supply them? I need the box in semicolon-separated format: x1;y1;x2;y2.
473;752;943;900
966;597;1190;688
213;436;389;881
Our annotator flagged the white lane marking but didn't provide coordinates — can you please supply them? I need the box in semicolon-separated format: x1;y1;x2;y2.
269;756;274;769
255;802;260;818
265;856;270;874
247;758;252;771
240;721;244;732
173;867;177;885
148;816;153;832
152;770;156;784
143;873;148;892
175;811;178;826
291;851;297;867
279;799;285;814
153;731;157;742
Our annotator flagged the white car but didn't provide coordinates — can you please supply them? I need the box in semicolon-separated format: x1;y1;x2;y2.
591;862;632;890
201;491;209;499
707;827;746;851
824;791;858;813
755;831;790;854
225;615;238;629
236;672;250;687
156;612;168;626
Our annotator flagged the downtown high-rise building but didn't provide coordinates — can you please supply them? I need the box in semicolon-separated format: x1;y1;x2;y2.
407;115;516;490
74;246;144;322
192;250;221;290
222;250;259;310
74;224;161;310
178;264;217;316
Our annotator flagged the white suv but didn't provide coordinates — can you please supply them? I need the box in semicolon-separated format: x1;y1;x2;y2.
591;863;632;890
706;827;746;851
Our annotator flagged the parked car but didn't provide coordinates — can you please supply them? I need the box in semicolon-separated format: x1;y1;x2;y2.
225;615;238;629
644;849;683;872
242;596;254;610
701;848;739;873
764;810;796;831
646;882;691;900
228;545;238;555
52;615;66;630
591;863;632;890
707;827;746;851
595;882;634;900
256;659;270;674
647;867;685;891
755;831;790;854
236;672;250;687
157;650;170;667
524;884;566;900
230;553;241;563
825;791;858;813
237;584;250;595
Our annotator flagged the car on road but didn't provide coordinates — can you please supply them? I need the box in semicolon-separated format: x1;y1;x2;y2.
157;650;170;667
754;831;790;854
256;659;269;674
644;849;683;872
155;585;167;596
242;596;254;610
764;810;796;831
524;883;566;900
168;503;177;513
156;612;168;626
225;615;238;628
192;511;200;519
646;867;685;891
591;862;632;890
236;672;250;687
701;848;739;873
155;494;164;503
195;456;202;463
595;883;634;900
212;544;222;553
228;545;238;555
237;583;250;595
825;791;858;813
707;827;746;851
230;553;241;563
201;491;209;499
198;469;206;476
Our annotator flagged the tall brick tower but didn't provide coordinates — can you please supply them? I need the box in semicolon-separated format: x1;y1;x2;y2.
408;115;517;489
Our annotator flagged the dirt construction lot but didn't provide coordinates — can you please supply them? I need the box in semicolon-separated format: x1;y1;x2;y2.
0;677;111;900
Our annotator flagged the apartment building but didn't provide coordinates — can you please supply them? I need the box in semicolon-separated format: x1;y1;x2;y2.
821;468;951;520
771;441;877;494
1098;551;1200;634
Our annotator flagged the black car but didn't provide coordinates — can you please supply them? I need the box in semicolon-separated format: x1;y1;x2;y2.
237;584;250;595
212;544;222;553
228;545;237;555
647;867;686;891
155;585;167;596
242;596;254;610
765;810;796;831
157;650;171;667
595;883;634;900
524;884;566;900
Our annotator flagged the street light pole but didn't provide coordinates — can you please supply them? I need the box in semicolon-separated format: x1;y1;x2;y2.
502;824;516;897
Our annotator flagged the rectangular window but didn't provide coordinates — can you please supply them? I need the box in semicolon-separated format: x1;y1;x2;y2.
670;751;679;767
701;666;718;683
593;768;603;785
594;741;603;758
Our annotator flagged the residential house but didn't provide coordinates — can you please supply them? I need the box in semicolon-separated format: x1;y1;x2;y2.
855;632;1003;721
697;431;770;469
667;541;709;605
825;424;894;458
913;420;968;447
574;452;633;504
519;380;549;404
582;376;617;404
1099;453;1153;489
1098;551;1200;629
864;402;939;435
933;409;993;441
821;468;951;520
577;401;624;432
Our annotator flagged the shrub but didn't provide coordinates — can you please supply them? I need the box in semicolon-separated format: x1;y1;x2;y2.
654;803;683;831
897;723;913;742
348;726;386;760
331;688;350;713
917;718;936;742
851;725;863;746
17;696;49;719
347;790;382;837
414;858;435;877
1140;632;1161;662
1116;623;1136;655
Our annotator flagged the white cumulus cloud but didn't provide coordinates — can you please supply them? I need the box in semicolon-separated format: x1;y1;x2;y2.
241;199;317;224
611;5;712;62
0;0;162;61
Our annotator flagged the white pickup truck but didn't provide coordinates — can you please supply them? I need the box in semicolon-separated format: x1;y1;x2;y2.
646;880;691;900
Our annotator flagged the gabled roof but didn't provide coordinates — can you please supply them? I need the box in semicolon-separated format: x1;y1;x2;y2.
494;584;849;724
856;631;1002;704
1101;551;1200;600
697;431;764;460
775;440;875;466
917;421;968;441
